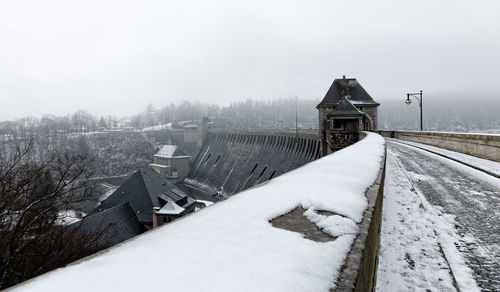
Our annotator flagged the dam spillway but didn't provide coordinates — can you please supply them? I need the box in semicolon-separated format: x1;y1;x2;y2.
186;129;320;197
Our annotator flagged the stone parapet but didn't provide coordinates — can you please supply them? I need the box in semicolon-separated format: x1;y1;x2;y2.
334;135;386;292
378;131;500;162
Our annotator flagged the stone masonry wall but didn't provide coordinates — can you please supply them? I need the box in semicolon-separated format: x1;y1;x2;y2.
187;129;320;196
378;131;500;162
335;133;386;291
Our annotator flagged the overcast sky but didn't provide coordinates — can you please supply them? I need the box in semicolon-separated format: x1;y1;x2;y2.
1;0;499;120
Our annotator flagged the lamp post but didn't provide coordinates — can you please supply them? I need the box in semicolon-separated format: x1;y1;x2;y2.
405;90;423;131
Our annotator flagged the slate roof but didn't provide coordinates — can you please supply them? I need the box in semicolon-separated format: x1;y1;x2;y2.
89;167;191;223
317;77;379;108
69;202;146;249
155;145;189;158
328;96;366;119
157;201;184;215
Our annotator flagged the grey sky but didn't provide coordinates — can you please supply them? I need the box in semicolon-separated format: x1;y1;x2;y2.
1;0;499;120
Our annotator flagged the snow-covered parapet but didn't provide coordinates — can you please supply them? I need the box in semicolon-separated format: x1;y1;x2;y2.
12;133;386;292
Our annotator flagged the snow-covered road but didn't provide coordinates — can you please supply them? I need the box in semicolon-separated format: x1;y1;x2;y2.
377;140;500;292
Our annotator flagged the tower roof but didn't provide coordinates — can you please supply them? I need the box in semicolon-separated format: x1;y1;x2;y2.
317;76;379;108
328;96;365;119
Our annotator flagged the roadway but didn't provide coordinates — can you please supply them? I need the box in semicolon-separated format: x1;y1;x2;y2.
377;139;500;292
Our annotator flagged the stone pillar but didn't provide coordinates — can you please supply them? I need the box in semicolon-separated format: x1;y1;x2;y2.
197;117;209;146
319;110;329;157
152;207;160;228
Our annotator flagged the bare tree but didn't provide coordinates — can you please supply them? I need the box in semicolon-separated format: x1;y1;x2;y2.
0;138;107;289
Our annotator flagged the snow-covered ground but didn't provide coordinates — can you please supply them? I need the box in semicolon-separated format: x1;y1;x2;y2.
377;145;478;291
194;199;214;211
390;139;500;177
142;123;172;131
12;133;385;292
377;140;500;292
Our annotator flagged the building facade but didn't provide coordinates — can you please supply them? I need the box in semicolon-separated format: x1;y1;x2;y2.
317;76;379;156
150;145;190;182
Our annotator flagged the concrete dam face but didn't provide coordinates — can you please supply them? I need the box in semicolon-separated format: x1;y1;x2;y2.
185;129;320;197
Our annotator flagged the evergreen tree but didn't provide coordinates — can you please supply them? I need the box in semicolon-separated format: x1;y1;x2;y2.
75;135;89;156
98;116;107;129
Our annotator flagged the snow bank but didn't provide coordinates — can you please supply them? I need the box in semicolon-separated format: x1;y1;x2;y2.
13;133;385;292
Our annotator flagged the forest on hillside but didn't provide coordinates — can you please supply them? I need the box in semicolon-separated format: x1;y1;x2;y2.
1;95;499;138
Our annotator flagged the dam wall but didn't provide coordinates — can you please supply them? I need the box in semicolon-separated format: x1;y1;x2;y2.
378;130;500;162
187;129;320;196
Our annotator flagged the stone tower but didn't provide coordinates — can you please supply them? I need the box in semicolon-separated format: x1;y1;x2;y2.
316;76;379;156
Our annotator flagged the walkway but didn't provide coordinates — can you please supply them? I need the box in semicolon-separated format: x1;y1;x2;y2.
377;140;500;292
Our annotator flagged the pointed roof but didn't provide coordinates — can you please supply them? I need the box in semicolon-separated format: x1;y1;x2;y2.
317;76;379;108
156;201;185;215
155;145;189;158
89;167;189;223
328;96;365;118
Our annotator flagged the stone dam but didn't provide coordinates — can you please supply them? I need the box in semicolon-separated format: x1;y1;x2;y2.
162;128;321;198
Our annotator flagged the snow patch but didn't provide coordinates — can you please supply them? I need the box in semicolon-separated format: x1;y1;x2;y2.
304;209;359;238
56;210;83;225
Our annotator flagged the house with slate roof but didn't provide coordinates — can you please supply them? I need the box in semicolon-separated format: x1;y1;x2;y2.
317;76;380;155
150;145;190;182
89;167;195;229
69;202;146;250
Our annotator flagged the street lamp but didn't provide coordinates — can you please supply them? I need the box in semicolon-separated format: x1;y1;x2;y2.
405;90;423;131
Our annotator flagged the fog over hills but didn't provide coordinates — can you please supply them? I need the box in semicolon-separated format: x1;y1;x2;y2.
377;93;500;133
2;94;498;134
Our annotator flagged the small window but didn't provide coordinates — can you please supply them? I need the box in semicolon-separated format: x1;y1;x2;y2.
334;120;344;130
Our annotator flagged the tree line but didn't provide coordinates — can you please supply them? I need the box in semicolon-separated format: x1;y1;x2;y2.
2;94;500;134
0;98;320;136
131;98;320;129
